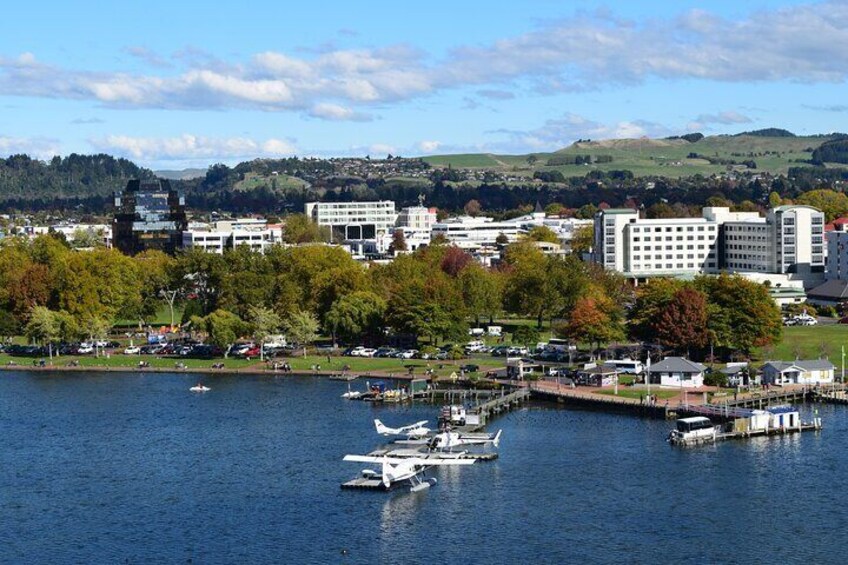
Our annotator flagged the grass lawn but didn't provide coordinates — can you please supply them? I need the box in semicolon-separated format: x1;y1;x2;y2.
595;388;679;400
114;303;184;328
755;325;848;362
0;352;500;377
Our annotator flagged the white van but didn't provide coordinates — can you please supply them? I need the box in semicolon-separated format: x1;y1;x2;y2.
469;327;486;337
487;326;503;337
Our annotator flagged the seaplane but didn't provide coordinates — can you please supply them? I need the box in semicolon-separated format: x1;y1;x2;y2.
343;454;475;492
374;419;431;439
427;429;502;452
189;383;211;393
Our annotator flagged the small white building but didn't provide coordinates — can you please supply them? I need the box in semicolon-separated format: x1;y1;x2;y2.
761;360;835;385
648;357;706;388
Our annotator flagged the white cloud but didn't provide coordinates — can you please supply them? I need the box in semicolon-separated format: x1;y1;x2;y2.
89;134;299;163
693;111;752;125
491;113;672;152
418;140;441;153
306;102;372;121
0;136;61;159
2;3;848;115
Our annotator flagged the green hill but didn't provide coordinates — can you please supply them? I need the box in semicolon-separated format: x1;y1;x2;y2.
423;132;844;178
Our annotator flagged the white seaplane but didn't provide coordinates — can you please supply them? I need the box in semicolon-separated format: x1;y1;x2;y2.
427;429;502;452
189;383;211;393
374;419;431;439
343;454;476;492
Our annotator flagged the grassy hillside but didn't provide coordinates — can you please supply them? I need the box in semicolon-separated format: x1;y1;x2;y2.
235;172;307;192
424;133;844;178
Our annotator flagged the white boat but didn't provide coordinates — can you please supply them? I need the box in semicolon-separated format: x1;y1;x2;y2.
190;384;211;393
668;416;719;445
341;390;363;399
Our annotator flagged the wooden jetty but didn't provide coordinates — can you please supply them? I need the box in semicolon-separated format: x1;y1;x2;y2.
528;380;669;419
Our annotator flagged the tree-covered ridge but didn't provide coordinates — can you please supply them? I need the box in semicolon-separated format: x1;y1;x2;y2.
0;153;152;201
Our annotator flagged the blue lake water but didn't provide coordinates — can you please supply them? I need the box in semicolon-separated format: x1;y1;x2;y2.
2;371;847;564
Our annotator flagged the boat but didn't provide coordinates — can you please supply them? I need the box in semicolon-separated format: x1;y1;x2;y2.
330;373;358;381
668;416;719;445
341;390;363;399
190;384;211;393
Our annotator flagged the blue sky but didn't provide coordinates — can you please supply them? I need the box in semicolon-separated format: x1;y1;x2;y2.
1;0;847;168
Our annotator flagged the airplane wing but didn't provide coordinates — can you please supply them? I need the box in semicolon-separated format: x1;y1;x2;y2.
398;420;428;432
343;454;475;466
406;458;476;466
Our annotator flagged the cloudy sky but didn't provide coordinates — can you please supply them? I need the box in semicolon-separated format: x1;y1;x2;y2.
1;0;847;167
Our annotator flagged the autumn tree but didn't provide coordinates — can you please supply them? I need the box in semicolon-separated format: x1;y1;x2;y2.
654;288;710;354
554;293;624;352
796;189;848;222
464;199;482;217
388;230;407;254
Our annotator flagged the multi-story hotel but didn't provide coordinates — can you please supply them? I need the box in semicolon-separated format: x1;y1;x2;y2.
594;205;825;287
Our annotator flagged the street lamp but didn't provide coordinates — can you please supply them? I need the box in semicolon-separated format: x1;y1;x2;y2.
159;289;178;332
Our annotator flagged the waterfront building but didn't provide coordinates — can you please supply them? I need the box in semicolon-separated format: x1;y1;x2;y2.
761;359;835;385
647;357;706;388
377;205;438;254
113;179;187;255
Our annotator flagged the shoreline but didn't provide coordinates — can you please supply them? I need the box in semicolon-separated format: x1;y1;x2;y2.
0;362;427;380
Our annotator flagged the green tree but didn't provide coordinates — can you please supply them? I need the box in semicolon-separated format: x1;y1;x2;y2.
324;291;387;345
282;213;330;243
25;306;60;359
0;310;18;342
694;274;782;355
459;264;502;325
203;309;245;357
283;309;320;356
523;226;560;244
796;189;848;222
768;191;783;208
248;305;282;360
512;325;540;346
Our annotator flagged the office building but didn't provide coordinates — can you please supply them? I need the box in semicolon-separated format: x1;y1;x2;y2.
113;179;187;255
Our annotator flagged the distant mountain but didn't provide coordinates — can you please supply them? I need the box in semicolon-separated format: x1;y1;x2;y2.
154;168;208;180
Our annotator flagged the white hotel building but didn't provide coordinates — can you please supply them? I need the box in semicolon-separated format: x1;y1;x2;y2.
305;201;397;242
182;218;282;254
594;205;825;287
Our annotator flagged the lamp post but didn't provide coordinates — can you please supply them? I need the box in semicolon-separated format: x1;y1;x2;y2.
160;289;178;332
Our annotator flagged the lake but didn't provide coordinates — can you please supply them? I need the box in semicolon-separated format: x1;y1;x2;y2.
1;371;846;564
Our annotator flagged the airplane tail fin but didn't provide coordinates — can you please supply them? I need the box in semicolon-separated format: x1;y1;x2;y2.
374;419;392;435
493;429;503;448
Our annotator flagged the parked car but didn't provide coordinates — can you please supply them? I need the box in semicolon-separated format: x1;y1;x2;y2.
399;349;418;359
123;345;141;355
77;343;94;355
346;346;366;357
359;348;378;358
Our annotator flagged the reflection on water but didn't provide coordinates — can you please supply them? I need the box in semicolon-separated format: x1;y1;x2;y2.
1;373;847;563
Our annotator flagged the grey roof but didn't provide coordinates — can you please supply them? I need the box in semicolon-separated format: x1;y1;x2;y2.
807;280;848;301
648;357;707;373
762;359;835;372
720;365;747;375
